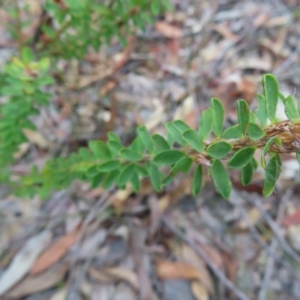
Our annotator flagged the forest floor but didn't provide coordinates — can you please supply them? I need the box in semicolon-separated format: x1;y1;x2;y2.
1;0;300;299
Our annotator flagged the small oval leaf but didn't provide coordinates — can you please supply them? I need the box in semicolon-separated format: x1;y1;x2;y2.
222;125;242;139
171;157;193;175
199;108;212;140
206;141;232;159
137;125;154;150
103;170;118;189
285;95;299;122
117;164;136;186
97;160;121;172
192;165;203;196
130;171;141;192
247;123;265;140
165;122;186;146
237;99;250;134
150;163;162;191
211;159;232;199
228;146;256;169
183;129;204;152
152;134;170;153
241;161;253;186
154;150;186;166
263;74;279;122
255;94;267;127
211;98;224;137
263;154;281;197
120;148;142;161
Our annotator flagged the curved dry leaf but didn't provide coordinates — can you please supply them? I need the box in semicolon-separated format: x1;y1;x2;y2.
0;230;52;296
4;262;69;299
191;281;209;300
89;267;114;283
104;267;139;290
155;22;183;39
174;244;213;293
157;261;206;281
31;226;81;275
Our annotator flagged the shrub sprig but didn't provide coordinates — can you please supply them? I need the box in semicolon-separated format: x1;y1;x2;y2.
13;74;300;199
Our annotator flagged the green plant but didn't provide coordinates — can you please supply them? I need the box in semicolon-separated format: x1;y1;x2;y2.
0;1;299;200
11;74;300;199
0;48;53;166
0;0;172;189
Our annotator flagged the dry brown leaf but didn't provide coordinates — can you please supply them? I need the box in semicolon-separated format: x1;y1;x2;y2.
4;262;69;299
174;244;213;293
191;281;209;300
199;244;223;270
22;128;49;149
0;231;52;296
282;208;300;227
212;24;239;41
155;21;183;39
157;261;206;281
112;187;133;214
253;12;270;27
31;225;81;275
89;267;114;283
104;267;139;290
222;251;239;284
100;80;117;96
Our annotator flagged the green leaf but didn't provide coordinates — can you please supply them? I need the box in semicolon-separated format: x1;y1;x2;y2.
135;165;148;177
91;173;105;188
97;160;121;172
192;165;203;196
129;136;145;154
22;47;34;63
211;160;232;199
182;129;204;152
199;108;212;140
247;123;265;140
206;141;232;159
152;134;170;152
263;74;279;122
255;94;267;127
108;132;122;144
222;125;242;139
130;171;141;192
263;154;281;197
173;120;190;133
137;125;153;150
89;141;112;160
237;99;250;134
108;141;122;155
241;161;253;186
79;148;92;160
261;137;281;169
120;148;142;162
103;170;118;189
284;95;299;122
162;174;174;186
211;98;224;137
117;164;136;186
150;163;162;191
154;150;186;166
171;157;193;175
86;166;99;177
228;146;256;169
165;122;186;146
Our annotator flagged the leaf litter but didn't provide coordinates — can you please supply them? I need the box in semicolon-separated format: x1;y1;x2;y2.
1;0;300;299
